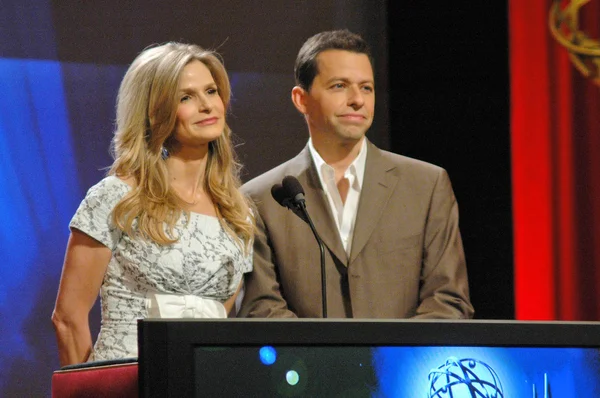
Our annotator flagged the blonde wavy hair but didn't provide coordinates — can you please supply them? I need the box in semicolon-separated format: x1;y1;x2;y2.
108;42;253;251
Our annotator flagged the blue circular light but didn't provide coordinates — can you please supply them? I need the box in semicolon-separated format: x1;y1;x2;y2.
259;346;277;365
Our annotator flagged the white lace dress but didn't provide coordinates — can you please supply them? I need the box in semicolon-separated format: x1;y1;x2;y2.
69;176;252;360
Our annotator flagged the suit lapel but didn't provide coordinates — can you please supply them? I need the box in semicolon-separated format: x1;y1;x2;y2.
349;142;398;264
296;147;348;264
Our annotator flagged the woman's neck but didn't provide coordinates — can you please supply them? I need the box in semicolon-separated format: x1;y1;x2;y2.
166;146;210;202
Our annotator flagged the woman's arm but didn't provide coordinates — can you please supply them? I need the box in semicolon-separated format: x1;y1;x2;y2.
52;229;112;366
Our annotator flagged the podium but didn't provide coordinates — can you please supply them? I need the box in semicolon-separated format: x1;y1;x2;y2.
138;319;600;397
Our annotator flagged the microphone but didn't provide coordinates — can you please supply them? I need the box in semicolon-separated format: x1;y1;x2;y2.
271;182;308;224
271;183;291;208
271;176;328;318
281;176;306;207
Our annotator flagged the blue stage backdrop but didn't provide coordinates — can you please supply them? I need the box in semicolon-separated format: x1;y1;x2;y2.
0;1;388;395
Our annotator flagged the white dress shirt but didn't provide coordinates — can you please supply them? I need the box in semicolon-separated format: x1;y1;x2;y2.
308;138;367;256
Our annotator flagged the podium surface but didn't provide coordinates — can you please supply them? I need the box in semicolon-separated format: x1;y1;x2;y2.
138;319;600;397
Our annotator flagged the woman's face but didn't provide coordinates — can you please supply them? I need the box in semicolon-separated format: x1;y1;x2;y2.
173;60;225;149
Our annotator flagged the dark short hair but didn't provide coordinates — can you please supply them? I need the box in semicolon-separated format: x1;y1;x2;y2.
294;29;373;91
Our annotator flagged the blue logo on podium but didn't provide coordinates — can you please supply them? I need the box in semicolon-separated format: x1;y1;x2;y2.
428;357;504;398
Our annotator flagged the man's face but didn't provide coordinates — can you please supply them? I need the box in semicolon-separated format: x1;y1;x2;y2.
294;50;375;145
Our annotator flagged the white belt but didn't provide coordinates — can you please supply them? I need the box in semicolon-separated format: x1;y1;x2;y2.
146;293;227;319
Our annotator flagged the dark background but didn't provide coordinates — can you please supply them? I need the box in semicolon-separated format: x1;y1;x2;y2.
387;2;513;319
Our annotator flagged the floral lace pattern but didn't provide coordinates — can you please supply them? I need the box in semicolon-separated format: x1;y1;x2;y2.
69;176;252;360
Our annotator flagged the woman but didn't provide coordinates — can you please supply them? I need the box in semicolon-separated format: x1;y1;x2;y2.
52;42;254;366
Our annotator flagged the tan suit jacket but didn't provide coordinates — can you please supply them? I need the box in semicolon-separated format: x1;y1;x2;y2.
239;141;474;318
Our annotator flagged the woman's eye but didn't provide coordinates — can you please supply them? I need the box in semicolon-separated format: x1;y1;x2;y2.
207;88;218;95
180;95;191;102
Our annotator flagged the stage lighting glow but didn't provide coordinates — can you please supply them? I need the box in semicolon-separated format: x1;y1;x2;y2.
286;370;299;386
259;346;277;365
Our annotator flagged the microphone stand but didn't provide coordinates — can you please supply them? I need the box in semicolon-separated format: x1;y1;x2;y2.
275;176;328;318
294;201;327;318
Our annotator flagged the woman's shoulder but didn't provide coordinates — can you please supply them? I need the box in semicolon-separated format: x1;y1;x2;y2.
82;175;132;205
89;175;132;193
70;176;133;247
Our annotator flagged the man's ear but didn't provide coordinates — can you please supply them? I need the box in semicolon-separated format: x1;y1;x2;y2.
291;86;308;114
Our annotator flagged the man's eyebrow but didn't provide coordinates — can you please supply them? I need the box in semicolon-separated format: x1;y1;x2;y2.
324;77;375;85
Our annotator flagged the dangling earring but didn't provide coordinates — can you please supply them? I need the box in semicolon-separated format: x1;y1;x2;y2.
161;146;169;160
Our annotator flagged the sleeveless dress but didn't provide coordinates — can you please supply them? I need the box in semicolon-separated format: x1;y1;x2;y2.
69;176;252;360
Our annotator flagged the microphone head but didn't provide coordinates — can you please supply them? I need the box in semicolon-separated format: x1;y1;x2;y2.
271;184;291;208
275;177;309;224
282;176;305;203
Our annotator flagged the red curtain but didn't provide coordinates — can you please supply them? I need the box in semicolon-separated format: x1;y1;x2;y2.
510;0;600;320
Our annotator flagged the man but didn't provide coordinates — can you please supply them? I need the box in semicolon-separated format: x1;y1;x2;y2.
239;30;474;318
